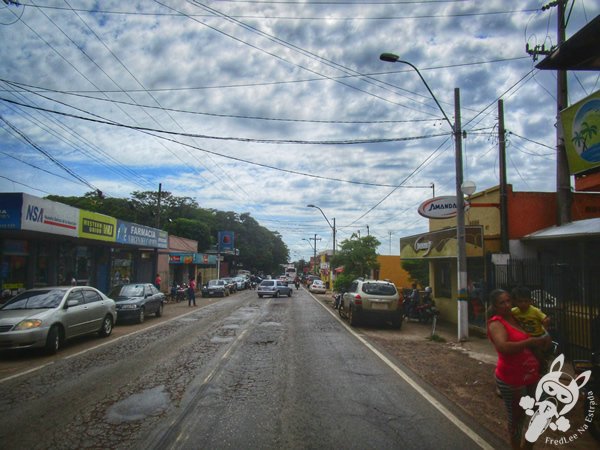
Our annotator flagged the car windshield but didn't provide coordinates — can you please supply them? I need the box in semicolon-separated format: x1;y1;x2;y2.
208;280;222;287
362;283;397;296
260;281;275;287
110;285;144;298
1;289;67;310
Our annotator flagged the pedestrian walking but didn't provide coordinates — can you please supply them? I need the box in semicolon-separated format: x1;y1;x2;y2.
188;277;196;306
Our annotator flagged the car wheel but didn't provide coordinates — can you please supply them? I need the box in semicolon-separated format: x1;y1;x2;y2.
45;325;61;355
99;315;113;337
138;307;145;324
258;294;263;298
155;303;163;317
392;315;403;329
348;306;360;327
274;290;280;298
288;290;292;297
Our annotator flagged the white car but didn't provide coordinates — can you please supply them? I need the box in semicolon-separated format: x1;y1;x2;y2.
309;280;327;294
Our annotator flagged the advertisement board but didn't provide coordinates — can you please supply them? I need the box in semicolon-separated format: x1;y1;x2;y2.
79;210;116;242
116;220;168;249
0;193;23;230
561;89;600;175
400;226;484;259
21;193;78;237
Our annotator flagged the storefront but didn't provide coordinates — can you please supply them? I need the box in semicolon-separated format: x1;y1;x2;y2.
400;226;485;327
0;193;168;296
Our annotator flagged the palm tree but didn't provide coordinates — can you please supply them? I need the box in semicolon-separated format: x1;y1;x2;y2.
572;131;586;151
580;121;598;152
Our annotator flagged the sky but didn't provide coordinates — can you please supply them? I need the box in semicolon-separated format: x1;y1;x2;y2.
1;0;599;262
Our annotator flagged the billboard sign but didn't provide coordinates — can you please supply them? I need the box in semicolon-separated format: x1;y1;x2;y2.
561;89;600;175
0;193;24;230
218;231;235;252
116;221;168;248
418;196;470;219
21;193;78;237
400;226;484;259
79;211;116;242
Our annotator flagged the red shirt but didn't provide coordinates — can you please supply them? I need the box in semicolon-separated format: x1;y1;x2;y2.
488;315;540;386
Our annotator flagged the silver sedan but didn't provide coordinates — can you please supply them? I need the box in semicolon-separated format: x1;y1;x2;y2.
0;286;116;354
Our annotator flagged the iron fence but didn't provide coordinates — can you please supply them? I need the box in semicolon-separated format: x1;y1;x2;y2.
487;258;599;360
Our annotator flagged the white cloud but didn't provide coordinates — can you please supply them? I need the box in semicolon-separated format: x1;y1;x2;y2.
1;0;598;260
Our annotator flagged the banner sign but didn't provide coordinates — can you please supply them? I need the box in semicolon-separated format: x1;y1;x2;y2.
561;89;600;175
116;220;168;249
169;253;217;265
0;193;23;230
218;231;235;252
400;226;484;259
21;193;79;237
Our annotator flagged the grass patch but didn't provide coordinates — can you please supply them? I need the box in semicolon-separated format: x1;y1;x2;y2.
427;334;446;343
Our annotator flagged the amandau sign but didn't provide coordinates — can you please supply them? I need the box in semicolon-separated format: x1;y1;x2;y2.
417;196;470;219
400;226;484;259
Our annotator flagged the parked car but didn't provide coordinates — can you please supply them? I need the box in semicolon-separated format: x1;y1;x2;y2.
0;286;116;354
304;275;320;287
202;279;230;298
221;277;237;293
341;279;403;328
257;279;293;298
233;276;248;290
108;283;165;324
309;279;327;294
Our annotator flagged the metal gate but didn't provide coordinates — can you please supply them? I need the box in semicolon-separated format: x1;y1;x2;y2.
488;258;599;360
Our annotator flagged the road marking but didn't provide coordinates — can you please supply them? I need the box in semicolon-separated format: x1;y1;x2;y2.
0;306;203;383
309;292;494;450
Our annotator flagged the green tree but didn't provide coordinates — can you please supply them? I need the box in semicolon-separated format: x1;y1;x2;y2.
330;235;381;283
401;259;429;287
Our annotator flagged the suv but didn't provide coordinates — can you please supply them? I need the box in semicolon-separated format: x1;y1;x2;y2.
257;280;292;298
341;279;402;328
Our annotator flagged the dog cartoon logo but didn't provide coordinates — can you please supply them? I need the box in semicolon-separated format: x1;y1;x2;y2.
519;354;591;443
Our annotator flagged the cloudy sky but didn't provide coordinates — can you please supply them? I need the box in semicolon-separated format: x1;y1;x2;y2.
1;0;598;261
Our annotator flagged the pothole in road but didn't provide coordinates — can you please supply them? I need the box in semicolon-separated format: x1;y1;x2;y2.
105;385;170;423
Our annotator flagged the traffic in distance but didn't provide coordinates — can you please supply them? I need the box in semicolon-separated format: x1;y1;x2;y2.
0;270;412;355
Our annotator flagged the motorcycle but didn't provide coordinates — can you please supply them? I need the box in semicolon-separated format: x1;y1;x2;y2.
573;352;600;442
169;284;187;303
332;292;342;310
294;280;300;290
404;294;439;324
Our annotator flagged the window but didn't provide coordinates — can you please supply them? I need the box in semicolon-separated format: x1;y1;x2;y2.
362;283;396;296
67;290;85;306
83;289;101;304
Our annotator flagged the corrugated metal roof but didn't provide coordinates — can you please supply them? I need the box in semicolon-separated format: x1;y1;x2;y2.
523;218;600;240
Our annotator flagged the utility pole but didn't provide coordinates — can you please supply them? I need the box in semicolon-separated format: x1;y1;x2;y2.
526;1;571;225
555;0;571;225
498;100;509;253
311;234;321;274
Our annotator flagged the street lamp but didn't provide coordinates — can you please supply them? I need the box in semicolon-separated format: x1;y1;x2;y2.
306;204;336;256
380;52;469;341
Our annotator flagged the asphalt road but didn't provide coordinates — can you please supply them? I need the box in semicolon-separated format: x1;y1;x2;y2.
0;288;499;449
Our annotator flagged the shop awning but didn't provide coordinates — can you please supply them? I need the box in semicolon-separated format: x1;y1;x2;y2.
536;15;600;71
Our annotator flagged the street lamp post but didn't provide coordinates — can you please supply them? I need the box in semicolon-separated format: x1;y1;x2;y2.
307;204;336;288
380;53;469;341
306;204;335;256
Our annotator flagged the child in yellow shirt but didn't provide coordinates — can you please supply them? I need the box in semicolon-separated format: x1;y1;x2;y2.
511;286;552;370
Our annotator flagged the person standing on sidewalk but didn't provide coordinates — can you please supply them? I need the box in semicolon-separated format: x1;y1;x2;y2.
487;289;546;450
188;276;196;306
